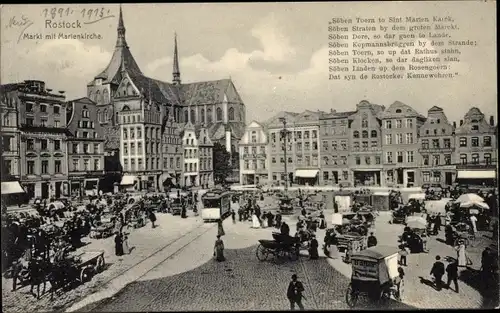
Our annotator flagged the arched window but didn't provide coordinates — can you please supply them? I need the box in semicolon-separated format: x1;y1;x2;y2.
104;109;108;122
362;130;368;138
156;129;160;139
82;105;89;118
361;119;368;128
371;130;377;138
190;109;196;123
115;112;119;124
395;109;402;113
95;90;101;104
184;110;189;123
207;108;213;123
200;109;205;124
228;107;235;121
216;107;223;121
97;110;101;122
353;131;359;138
126;83;134;96
103;89;109;103
145;127;149;138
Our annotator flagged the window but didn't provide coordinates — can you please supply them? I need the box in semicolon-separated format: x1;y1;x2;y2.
423;155;429;165
365;156;371;165
484;153;492;165
40;104;47;113
25;139;33;151
396;119;402;128
361;119;368;128
484;136;492;147
341;156;347;165
312;130;317;139
83;159;89;171
444;138;451;148
312;142;318;150
26;102;33;112
460;154;467;165
444;154;451;165
433;155;440;166
353;142;359;150
2;136;11;151
471;125;479;131
406;133;413;144
353;131;359;138
304;131;310;139
26;118;34;126
396;134;403;144
54;120;60;127
362;141;368;149
288;157;293;163
216;108;223;121
341;140;347;150
206;108;213;123
305;142;310;150
323;140;328;150
343;171;349;180
94;143;99;154
406;119;413;128
432;171;441;182
386;152;393;163
385;134;392;145
27;160;35;174
406;151;414;163
421;140;428;149
54;160;61;173
432;139;440;148
124;143;128;154
138;159;143;170
305;156;311;166
40;119;47;127
41;160;49;174
385;120;392;129
41;139;48;150
397;151;403;163
355;157;361;165
137;127;142;138
54;140;61;151
422;172;430;182
471;153;479;164
82;106;89;118
471;137;479;147
362;130;368;138
323;171;329;181
130;143;135;154
323;156;329;165
459;137;467;147
371;141;377;148
371;130;377;138
251;131;257;143
375;156;381;164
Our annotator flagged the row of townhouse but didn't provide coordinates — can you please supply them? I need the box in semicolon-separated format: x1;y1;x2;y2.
239;100;497;188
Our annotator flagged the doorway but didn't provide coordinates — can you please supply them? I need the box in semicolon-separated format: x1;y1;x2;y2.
406;171;415;187
445;172;453;186
55;182;61;198
333;171;339;184
397;169;404;185
41;182;49;199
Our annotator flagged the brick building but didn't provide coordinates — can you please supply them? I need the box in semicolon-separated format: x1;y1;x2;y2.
319;109;354;186
418;106;456;187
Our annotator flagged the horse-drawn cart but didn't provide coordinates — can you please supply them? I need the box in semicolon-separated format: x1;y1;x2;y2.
255;233;299;263
70;250;106;283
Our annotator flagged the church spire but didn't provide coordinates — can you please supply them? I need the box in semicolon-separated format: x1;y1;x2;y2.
172;32;181;85
116;4;128;48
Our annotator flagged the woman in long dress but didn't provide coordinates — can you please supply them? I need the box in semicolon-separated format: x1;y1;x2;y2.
251;213;260;228
456;240;471;267
217;219;225;237
214;235;225;262
262;212;268;228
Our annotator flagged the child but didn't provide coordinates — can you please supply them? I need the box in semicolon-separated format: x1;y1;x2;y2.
398;244;408;266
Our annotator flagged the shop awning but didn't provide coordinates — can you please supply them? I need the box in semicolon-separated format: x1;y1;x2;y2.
457;170;496;179
120;175;137;186
295;169;319;178
1;182;25;195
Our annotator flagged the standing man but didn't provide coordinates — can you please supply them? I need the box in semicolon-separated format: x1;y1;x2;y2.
446;259;459;293
287;274;305;310
430;255;445;291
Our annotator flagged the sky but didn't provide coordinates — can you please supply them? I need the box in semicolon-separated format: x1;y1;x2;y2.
1;2;497;124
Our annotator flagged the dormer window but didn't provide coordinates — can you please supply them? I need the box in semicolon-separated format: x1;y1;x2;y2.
82;106;89;118
395;109;402;113
471;125;479;131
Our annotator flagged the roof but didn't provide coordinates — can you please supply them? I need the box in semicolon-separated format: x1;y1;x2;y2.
351;245;399;260
428;106;443;112
208;122;245;140
320;110;357;119
92;47;143;85
20;126;72;136
379;101;426;119
0;83;20;94
180;79;243;106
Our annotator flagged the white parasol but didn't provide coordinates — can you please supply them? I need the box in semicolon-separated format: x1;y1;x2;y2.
455;193;484;203
459;201;490;210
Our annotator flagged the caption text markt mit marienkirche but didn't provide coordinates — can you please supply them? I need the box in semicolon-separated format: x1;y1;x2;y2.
22;20;102;40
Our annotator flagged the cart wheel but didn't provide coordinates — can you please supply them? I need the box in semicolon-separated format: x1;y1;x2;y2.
256;244;269;261
95;255;105;272
80;267;93;283
345;283;358;308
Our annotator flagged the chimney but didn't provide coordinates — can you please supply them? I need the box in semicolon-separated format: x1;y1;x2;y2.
460;120;463;126
453;121;456;128
490;116;494;126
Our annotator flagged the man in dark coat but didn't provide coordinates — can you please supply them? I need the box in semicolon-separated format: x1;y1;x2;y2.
280;221;290;236
287;274;305;310
446;259;459;293
149;210;157;228
114;232;124;256
430;255;445;291
309;235;319;260
367;232;378;247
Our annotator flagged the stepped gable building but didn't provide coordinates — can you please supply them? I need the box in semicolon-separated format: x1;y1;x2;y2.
319;109;356;186
348;100;385;187
380;101;426;187
239;120;269;185
454;107;497;186
418;106;456;187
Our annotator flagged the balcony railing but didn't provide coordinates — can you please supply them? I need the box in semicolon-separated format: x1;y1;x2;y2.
419;147;453;152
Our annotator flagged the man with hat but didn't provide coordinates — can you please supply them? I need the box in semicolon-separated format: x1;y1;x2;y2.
309;234;319;260
287;274;305;310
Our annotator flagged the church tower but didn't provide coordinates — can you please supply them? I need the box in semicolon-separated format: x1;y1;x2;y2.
172;33;181;85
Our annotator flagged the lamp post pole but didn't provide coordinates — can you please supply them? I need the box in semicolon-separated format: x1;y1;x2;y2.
279;117;290;194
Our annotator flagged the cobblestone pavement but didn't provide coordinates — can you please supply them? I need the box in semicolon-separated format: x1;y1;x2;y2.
2;211;204;313
80;214;415;311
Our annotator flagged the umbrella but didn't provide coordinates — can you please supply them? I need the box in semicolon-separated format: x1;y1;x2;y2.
407;220;426;229
460;201;490;210
455;193;484;203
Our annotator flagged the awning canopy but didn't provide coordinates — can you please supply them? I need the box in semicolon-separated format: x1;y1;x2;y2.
457;170;496;179
120;175;137;186
1;182;25;195
295;169;319;178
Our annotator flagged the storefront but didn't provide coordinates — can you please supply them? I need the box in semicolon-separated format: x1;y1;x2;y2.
353;169;381;187
456;169;497;186
120;175;138;191
294;169;319;186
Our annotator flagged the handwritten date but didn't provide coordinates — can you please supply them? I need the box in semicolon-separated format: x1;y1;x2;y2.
42;7;113;23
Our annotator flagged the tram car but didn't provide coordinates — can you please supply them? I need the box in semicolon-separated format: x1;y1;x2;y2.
201;189;232;222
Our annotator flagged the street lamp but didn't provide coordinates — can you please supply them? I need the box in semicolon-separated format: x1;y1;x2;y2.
279;117;292;193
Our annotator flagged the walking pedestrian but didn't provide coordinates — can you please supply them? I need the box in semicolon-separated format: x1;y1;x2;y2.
217;219;225;237
148;209;157;228
114;232;124;256
398;244;408;266
446;259;459;293
309;234;319;260
213;235;225;262
11;258;22;291
287;274;305;310
430;255;445;291
367;232;377;248
231;209;236;224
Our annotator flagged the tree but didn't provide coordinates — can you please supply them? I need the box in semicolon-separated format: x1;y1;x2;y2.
212;142;231;184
